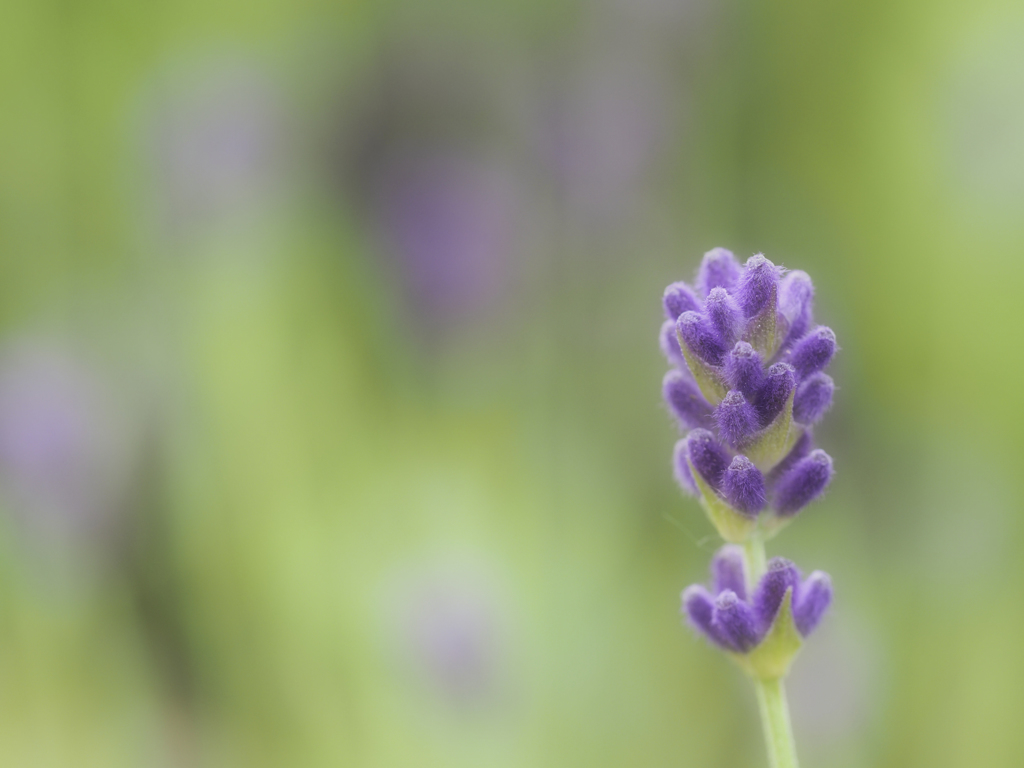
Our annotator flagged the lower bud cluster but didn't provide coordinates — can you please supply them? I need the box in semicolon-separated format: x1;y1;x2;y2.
682;547;832;678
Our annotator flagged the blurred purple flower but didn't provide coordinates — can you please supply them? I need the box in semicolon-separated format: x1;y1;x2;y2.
0;343;130;544
372;150;521;328
145;60;282;236
541;56;667;224
401;575;502;705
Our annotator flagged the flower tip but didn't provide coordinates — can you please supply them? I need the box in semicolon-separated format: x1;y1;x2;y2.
663;370;711;430
714;390;760;449
721;453;767;515
697;248;742;297
794;571;833;637
773;449;834;516
663;281;701;321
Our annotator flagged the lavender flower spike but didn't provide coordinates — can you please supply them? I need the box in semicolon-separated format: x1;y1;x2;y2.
662;248;841;766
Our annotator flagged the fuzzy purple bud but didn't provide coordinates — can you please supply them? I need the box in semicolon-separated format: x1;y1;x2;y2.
790;326;836;379
659;320;686;369
794;571;832;637
721;455;767;516
686;429;731;491
712;590;761;652
766;430;813;485
753;558;801;632
793;373;834;425
778;270;814;349
711;545;748;601
663;371;712;430
696;248;741;297
676;311;725;367
756;363;796;427
715;391;760;448
724;342;766;401
736;254;781;318
672;439;698;496
682;585;727;649
773;449;834;516
663;281;702;320
704;288;743;349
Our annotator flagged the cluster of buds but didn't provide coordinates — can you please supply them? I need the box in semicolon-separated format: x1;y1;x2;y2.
661;248;835;677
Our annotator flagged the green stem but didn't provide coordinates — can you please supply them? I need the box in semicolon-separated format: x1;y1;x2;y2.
742;536;800;768
753;678;799;768
743;536;767;588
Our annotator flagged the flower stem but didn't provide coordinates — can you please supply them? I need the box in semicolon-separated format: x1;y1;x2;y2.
753;677;800;768
742;536;800;768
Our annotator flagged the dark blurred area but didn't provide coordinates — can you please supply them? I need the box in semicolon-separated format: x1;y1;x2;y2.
1;0;1024;765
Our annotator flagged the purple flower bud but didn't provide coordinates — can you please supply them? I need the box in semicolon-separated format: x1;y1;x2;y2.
778;270;814;350
686;429;731;491
753;558;801;632
724;342;766;401
711;545;748;601
682;585;728;649
793;373;834;426
721;455;767;516
704;288;743;349
790;326;837;379
714;391;760;448
659;320;686;369
663;371;712;430
696;247;741;297
736;254;782;319
773;449;834;516
672;439;698;496
663;281;702;320
755;363;796;427
766;430;813;485
794;571;832;637
712;590;761;652
676;311;725;367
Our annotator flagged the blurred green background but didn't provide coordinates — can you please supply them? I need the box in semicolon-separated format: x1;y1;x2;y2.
1;0;1024;765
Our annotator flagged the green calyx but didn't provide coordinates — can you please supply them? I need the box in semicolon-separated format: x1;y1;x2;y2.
676;330;728;405
733;587;803;681
689;459;758;543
